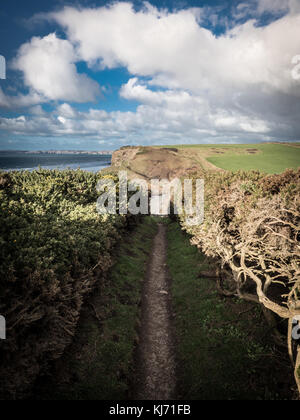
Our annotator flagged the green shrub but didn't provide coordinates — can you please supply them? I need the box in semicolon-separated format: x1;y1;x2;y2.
0;169;126;399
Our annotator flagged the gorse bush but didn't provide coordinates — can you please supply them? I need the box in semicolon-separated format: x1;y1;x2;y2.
0;169;127;399
180;168;300;393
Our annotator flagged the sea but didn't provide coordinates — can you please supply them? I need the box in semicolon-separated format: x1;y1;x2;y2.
0;152;112;173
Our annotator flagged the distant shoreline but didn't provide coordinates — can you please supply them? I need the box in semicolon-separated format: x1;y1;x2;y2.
0;151;112;173
0;150;112;155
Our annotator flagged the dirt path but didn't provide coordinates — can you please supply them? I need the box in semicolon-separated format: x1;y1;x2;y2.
133;223;177;400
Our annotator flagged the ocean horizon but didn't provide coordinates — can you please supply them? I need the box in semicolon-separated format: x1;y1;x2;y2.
0;151;112;173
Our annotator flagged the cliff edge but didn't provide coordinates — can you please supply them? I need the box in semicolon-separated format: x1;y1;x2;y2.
109;146;219;181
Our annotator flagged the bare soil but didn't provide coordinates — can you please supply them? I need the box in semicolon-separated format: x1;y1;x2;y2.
133;223;177;400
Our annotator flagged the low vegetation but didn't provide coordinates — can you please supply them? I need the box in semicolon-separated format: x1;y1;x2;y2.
0;169;128;399
1;142;299;399
34;217;158;400
167;220;294;399
179;168;300;393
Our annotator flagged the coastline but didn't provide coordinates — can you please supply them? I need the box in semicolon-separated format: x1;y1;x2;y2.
0;151;112;173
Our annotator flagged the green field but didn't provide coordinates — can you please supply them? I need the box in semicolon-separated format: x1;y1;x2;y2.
155;143;300;174
157;143;300;174
206;144;300;174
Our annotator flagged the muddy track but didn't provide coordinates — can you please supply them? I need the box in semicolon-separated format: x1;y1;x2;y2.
133;223;177;400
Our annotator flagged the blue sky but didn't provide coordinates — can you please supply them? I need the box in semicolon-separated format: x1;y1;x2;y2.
0;0;299;150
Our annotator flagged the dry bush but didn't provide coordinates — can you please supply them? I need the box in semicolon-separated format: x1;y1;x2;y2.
180;169;300;393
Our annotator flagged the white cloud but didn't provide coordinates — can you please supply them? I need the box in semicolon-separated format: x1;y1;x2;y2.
257;0;289;14
1;1;300;146
13;33;100;103
57;103;77;118
256;0;300;15
50;2;300;96
0;87;46;109
0;93;277;146
120;77;202;107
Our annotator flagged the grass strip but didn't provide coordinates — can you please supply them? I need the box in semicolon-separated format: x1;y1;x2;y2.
166;220;293;400
34;217;158;400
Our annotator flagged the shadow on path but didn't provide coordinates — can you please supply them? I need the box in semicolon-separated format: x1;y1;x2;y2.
133;223;177;400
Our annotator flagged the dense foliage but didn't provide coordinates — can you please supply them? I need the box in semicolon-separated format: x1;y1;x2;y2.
0;169;127;399
180;169;300;393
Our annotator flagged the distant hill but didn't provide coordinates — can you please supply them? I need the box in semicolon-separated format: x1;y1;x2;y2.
107;143;300;179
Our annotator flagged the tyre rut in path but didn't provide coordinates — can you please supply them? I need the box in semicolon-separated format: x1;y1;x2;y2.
133;223;177;400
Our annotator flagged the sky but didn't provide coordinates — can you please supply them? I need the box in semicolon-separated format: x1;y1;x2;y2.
0;0;300;151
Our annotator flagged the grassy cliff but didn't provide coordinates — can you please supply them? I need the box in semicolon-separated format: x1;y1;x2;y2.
108;143;300;179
